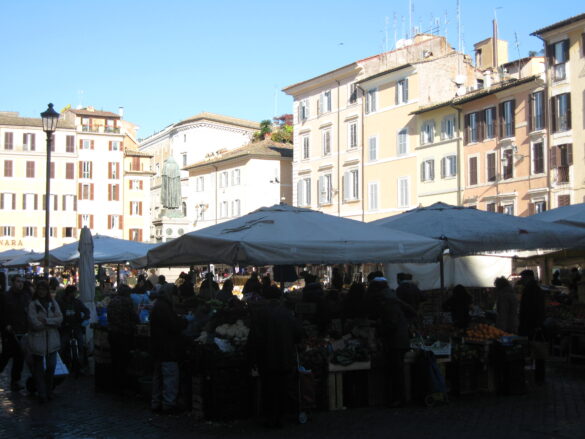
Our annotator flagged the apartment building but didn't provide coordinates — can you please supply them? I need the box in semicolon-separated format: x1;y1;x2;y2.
138;112;260;239
183;139;292;233
123;149;154;241
283;34;477;221
0;112;77;251
532;13;585;207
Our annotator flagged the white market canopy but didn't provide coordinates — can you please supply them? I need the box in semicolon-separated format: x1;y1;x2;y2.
371;202;585;257
4;235;158;267
2;250;45;267
531;202;585;228
0;248;36;265
146;203;444;267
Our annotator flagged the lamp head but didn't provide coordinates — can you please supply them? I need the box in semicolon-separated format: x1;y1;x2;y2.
41;103;60;133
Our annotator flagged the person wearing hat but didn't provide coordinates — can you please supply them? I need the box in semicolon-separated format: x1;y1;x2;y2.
396;273;425;318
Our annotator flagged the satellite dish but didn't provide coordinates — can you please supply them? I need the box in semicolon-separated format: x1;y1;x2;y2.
454;75;466;85
456;86;466;96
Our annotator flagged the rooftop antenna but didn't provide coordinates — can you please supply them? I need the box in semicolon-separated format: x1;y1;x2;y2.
514;32;522;78
393;13;398;49
456;0;461;75
409;0;413;39
77;90;84;110
443;10;449;41
385;16;389;53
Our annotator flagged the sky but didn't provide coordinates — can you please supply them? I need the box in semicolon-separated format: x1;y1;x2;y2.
1;1;583;140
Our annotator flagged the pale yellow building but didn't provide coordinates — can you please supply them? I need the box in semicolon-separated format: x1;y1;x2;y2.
532;13;585;206
283;34;477;222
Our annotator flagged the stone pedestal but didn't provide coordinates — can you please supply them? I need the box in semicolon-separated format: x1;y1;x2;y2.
153;214;190;243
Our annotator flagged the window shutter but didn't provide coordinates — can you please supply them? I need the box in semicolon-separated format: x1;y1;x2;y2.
528;94;533;132
119;215;124;230
549;146;558;168
441;158;446;178
74;195;77;210
116;163;120;178
42;195;46;210
463;114;469;144
551;97;557;132
319;94;323;115
420;162;425;181
558;194;570;207
11;196;15;210
0;195;3;210
563;39;570;61
33;194;37;210
497;205;504;213
109;141;112;151
53;195;57;211
478;111;485;141
510;100;516;136
498;103;504;138
567;144;573;165
90;140;94;150
108;215;111;229
90;215;94;229
79;139;83;149
90;184;94;200
469;157;478;185
546;44;554;65
297;180;303;205
318;176;324;204
395;82;399;105
430;160;435;180
528;203;535;215
108;163;112;179
108;184;112;201
139;202;142;215
404;79;409;102
566;93;571;130
89;162;93;179
343;172;349;201
78;215;82;229
139;181;143;190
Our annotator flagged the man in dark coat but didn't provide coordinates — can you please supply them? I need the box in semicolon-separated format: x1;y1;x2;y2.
366;277;411;407
0;275;32;390
57;285;91;369
247;286;304;428
518;274;546;383
149;283;189;413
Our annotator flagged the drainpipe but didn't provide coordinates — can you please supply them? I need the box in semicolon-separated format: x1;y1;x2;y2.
356;85;366;222
450;105;463;205
336;80;341;217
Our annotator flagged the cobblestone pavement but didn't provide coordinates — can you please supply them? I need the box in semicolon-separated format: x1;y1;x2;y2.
1;359;584;439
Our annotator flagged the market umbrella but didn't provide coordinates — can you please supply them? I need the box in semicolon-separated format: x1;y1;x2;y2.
531;202;585;228
3;251;47;267
371;202;585;256
78;227;97;357
0;249;33;265
146;203;444;267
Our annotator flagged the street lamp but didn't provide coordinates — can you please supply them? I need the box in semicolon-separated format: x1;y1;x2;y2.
41;103;60;279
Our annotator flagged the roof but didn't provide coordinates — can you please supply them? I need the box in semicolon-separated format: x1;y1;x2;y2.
68;108;121;119
532;13;585;36
411;75;542;115
0;114;75;129
282;62;359;93
357;64;413;84
124;149;153;158
174;112;259;130
184;139;293;170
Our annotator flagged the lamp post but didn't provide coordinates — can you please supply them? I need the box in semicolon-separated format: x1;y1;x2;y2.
41;103;60;279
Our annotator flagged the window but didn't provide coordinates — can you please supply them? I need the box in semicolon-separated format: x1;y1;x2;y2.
368;182;379;211
130;179;143;190
130;201;142;215
196;176;204;192
43;227;57;238
23;133;36;151
108;215;120;229
502;149;514;180
318;174;332;205
108;184;120;201
296;178;311;206
0;193;15;210
80;139;92;150
4;160;12;177
4;132;13;150
220;201;228;218
469;157;478;186
441;155;457;178
421;159;435;182
486;202;496;213
529;200;547;214
26;161;35;178
80;184;93;200
397;177;409;208
348;122;358;149
487;152;496;182
550;144;572;183
348;83;358;104
1;226;15;237
131;157;141;171
500;100;515;138
302;136;310;159
63;227;75;238
420;121;435;145
396;79;408;104
219;171;229;188
397;129;408;155
322;130;331;156
320;90;332;114
109;162;120;179
181;153;187;167
22;193;35;210
343;169;359;202
66;163;74;179
232;199;241;217
441;115;456;140
365;88;377;114
549;39;569;81
529;91;545;131
63;194;76;211
502;203;514;215
532;142;545;174
552;93;571;132
110;141;121;151
81;162;92;179
558;194;570;207
81;118;91;131
231;169;240;186
298;99;310;122
464;112;480;144
66;135;75;153
484;107;496;139
582;33;585;57
23;227;36;237
368;136;377;161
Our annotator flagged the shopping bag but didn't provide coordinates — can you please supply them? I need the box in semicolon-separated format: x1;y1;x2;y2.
530;329;548;360
44;353;70;376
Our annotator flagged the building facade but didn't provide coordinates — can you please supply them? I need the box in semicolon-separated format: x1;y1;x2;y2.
183;140;293;233
533;13;585;207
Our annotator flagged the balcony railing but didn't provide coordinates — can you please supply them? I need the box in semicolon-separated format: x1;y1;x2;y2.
105;127;121;133
556;166;570;184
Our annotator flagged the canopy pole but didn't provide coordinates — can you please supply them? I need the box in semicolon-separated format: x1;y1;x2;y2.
208;263;213;299
117;264;121;287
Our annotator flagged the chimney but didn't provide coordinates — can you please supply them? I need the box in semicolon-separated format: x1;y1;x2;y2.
484;70;492;88
118;106;124;118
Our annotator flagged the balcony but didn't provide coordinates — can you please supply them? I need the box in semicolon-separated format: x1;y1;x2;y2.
105;127;120;133
81;125;99;133
556;166;570;184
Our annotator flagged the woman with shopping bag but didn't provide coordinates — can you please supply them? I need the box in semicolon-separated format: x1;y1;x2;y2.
27;280;63;403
